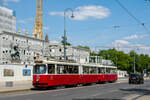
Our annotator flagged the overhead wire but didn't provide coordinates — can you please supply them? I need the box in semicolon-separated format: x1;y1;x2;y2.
115;0;150;34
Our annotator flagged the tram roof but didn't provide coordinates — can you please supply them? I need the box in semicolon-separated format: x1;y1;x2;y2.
35;59;117;69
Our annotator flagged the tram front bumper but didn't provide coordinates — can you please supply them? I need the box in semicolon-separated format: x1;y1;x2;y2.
33;83;49;87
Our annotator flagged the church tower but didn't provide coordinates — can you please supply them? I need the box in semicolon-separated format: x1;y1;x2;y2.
32;0;43;40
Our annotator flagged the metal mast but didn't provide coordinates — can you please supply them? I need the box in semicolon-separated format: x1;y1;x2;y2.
34;0;43;40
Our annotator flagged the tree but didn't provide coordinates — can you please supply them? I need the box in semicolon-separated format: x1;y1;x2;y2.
77;45;91;51
61;40;71;46
98;49;150;74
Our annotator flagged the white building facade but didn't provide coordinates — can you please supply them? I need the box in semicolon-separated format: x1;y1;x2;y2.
0;31;90;65
0;31;48;65
0;6;16;33
48;42;90;64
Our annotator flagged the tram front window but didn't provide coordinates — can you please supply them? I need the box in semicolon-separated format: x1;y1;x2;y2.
34;65;46;74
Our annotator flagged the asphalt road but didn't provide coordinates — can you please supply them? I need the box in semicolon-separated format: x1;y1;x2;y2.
0;80;150;100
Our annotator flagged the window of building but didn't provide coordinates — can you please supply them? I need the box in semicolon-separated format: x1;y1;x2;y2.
59;49;62;52
24;50;26;55
51;49;55;53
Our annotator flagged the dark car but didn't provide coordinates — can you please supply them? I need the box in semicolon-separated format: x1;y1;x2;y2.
129;73;144;84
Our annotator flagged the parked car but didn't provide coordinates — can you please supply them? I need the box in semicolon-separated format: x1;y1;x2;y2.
129;73;144;84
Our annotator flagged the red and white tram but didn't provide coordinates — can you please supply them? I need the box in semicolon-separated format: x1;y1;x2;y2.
33;60;117;88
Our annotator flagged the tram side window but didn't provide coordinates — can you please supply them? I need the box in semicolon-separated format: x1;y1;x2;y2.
89;67;97;74
74;66;79;74
110;68;114;74
111;68;117;74
57;65;64;74
98;68;101;74
64;65;70;74
99;67;105;74
98;68;104;74
114;68;117;74
57;65;79;74
83;66;89;74
57;65;70;74
106;68;111;74
67;65;79;74
48;64;55;74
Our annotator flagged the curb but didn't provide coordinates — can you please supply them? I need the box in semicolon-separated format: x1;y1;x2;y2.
0;88;31;94
134;95;150;100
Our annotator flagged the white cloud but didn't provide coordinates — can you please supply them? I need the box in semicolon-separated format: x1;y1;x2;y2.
1;0;20;6
17;20;26;24
111;39;150;55
49;5;110;21
43;26;49;31
111;34;149;52
50;12;63;16
113;40;129;45
17;17;33;24
124;34;148;40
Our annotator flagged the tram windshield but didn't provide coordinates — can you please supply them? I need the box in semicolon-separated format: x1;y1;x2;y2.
34;64;46;74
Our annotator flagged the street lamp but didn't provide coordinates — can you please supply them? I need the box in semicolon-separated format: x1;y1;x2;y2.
133;48;139;73
63;8;74;61
134;50;136;73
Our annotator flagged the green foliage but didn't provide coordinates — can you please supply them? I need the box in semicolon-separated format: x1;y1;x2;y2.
61;40;71;46
90;52;98;56
77;45;91;51
94;49;150;74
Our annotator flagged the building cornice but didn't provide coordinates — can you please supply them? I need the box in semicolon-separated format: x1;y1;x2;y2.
2;31;48;42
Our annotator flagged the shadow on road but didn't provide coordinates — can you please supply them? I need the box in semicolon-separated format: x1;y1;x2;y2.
30;85;75;91
120;88;150;95
72;99;121;100
30;87;57;91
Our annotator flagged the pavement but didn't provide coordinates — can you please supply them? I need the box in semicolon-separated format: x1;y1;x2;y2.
135;95;150;100
0;80;33;93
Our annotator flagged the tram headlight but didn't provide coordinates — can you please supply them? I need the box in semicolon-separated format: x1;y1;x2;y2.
36;78;39;82
36;75;40;82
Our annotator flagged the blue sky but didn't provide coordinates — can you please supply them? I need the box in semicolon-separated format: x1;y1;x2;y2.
1;0;150;52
